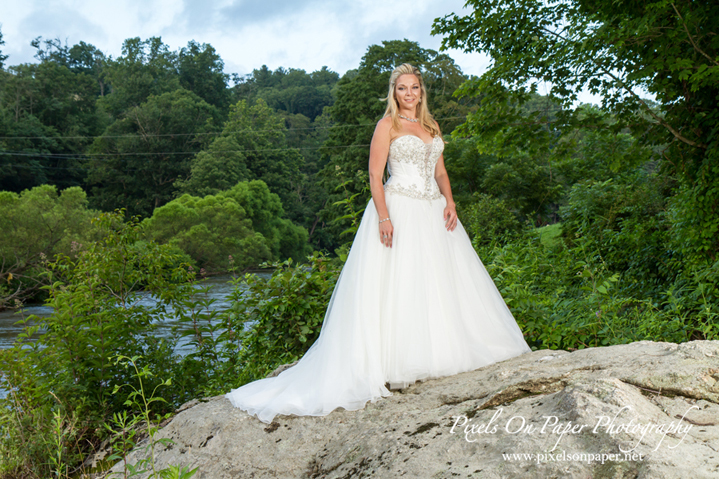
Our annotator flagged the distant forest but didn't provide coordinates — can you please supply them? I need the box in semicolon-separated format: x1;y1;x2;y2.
0;33;474;255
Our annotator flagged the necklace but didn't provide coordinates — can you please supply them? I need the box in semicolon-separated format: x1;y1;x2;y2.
398;114;418;123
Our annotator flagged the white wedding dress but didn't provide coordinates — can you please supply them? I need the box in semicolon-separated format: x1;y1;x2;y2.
226;134;532;424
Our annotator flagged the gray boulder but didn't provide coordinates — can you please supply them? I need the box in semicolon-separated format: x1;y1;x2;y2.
106;340;719;478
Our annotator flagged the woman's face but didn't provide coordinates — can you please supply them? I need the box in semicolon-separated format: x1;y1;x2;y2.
394;74;421;112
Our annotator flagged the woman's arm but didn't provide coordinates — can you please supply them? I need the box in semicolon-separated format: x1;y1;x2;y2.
433;126;458;232
369;117;394;247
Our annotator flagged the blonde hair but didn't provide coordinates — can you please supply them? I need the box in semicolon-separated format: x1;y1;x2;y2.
382;63;440;137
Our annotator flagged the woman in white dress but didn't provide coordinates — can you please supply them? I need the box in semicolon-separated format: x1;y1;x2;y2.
226;63;532;424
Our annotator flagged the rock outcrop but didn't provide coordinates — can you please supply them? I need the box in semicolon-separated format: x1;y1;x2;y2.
107;340;719;478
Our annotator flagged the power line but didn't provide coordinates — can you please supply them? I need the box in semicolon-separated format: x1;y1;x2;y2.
0;143;372;162
0;116;469;140
8;163;89;171
0;114;569;160
0;114;575;171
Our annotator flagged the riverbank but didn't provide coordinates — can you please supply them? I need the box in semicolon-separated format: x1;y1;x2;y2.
0;272;271;400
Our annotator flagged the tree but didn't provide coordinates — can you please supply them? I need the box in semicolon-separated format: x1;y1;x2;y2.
0;102;59;191
143;190;273;271
87;89;219;217
32;37;106;75
31;37;107;95
0;211;196;475
231;65;339;121
0;185;97;309
145;180;309;269
178;40;231;111
98;37;180;118
174;136;250;198
0;27;8;69
433;0;719;261
0;49;106;191
176;98;304;223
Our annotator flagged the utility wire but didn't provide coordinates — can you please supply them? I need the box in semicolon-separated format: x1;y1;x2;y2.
0;115;472;140
0;143;373;171
0;143;372;161
0;113;569;171
0;116;566;160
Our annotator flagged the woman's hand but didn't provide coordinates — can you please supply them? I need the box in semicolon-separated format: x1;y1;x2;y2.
443;204;458;232
379;219;393;247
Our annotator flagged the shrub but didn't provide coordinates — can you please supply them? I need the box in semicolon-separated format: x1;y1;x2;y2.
0;211;195;477
143;180;309;272
0;185;97;309
462;192;523;247
177;253;341;396
559;172;677;296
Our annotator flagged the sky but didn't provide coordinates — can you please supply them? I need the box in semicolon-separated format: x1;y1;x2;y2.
0;0;492;77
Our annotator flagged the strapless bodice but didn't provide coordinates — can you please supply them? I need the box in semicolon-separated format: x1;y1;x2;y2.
383;134;444;201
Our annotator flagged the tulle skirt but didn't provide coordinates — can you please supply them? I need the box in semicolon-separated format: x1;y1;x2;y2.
225;192;532;424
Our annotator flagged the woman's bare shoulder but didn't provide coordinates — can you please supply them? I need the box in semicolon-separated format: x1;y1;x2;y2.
375;115;393;132
373;116;394;141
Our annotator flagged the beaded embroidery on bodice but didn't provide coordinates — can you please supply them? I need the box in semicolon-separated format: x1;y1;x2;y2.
383;135;444;201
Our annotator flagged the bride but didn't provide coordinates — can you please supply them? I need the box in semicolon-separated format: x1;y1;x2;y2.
226;63;532;424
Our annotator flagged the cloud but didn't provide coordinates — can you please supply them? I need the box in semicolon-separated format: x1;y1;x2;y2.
167;0;477;76
3;2;107;64
19;9;106;44
0;0;488;79
174;0;335;35
219;0;329;28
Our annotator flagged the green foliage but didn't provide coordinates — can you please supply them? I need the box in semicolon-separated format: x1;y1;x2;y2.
280;109;336;250
134;253;342;400
105;355;198;479
146;180;309;270
442;137;496;206
98;37;181;118
98;37;229;120
177;40;230;112
146;191;272;272
443;98;653;225
667;177;719;264
0;28;7;69
559;173;677;294
431;1;719;347
176;98;305;224
433;0;719;260
229;66;341;250
31;37;106;78
462;164;718;351
0;184;97;309
232;65;338;121
87;89;219;217
0;54;106;191
463;193;523;247
0;104;60;191
174;135;250;198
216;255;340;389
0;211;194;477
477;225;714;352
443;106;644;227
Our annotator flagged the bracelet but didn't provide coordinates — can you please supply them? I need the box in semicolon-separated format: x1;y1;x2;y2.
379;217;391;224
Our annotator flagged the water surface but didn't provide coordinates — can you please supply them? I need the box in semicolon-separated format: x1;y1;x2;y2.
0;273;271;399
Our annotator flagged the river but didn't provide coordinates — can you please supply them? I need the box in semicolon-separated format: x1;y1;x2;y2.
0;273;271;399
